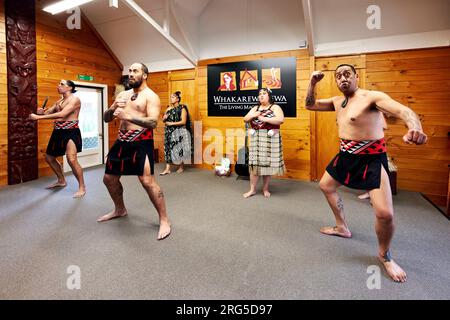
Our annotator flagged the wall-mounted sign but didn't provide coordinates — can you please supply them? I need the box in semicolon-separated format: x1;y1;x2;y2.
207;57;297;117
78;74;94;81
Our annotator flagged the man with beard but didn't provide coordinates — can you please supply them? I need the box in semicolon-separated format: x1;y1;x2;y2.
30;80;86;198
305;64;427;283
98;62;171;241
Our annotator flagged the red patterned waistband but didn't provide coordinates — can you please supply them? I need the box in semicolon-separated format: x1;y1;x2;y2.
118;129;153;142
54;120;79;129
340;138;387;155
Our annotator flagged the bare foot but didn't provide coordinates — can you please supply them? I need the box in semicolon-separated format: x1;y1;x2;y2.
176;168;184;174
358;192;370;200
379;252;407;283
320;226;352;238
73;190;86;198
97;209;128;222
157;220;171;240
159;171;171;176
46;181;67;189
263;190;271;198
243;190;256;198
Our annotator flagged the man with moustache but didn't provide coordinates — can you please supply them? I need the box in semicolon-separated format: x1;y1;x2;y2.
305;64;427;283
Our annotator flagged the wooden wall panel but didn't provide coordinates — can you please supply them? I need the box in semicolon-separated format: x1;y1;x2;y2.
147;71;169;162
366;47;450;204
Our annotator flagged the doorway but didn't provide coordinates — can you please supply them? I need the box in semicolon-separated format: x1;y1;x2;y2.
63;82;108;172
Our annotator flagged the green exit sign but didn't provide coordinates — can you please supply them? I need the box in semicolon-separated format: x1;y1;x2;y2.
78;74;94;81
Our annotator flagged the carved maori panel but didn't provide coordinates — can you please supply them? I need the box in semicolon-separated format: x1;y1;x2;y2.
5;0;38;184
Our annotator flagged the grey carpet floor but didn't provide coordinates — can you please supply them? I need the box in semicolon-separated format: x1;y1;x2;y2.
0;164;449;300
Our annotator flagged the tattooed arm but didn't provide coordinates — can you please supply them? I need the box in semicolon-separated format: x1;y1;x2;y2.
305;71;335;111
127;117;158;129
372;91;427;145
117;92;160;129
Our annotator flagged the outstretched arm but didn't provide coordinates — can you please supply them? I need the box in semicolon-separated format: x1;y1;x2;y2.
372;91;427;145
305;71;335;111
35;99;62;115
30;98;80;120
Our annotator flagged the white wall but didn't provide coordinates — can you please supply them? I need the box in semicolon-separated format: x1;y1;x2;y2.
198;0;307;59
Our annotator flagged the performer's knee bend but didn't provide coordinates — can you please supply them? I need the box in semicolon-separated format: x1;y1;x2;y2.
138;176;155;188
66;154;78;165
375;208;394;222
103;174;117;186
319;178;335;194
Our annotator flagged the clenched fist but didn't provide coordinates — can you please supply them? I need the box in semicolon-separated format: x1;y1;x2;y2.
403;129;427;145
310;71;325;85
113;108;130;121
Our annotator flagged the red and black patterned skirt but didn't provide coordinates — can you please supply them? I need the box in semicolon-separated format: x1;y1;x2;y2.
45;121;82;157
326;138;389;190
105;129;154;176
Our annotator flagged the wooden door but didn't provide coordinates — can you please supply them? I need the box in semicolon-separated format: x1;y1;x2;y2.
169;79;196;121
168;70;196;164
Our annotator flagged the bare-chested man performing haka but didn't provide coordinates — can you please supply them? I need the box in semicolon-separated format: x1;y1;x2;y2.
306;64;427;283
98;62;171;241
30;80;86;198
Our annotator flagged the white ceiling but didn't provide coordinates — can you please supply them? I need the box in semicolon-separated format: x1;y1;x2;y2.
312;0;450;43
41;0;450;72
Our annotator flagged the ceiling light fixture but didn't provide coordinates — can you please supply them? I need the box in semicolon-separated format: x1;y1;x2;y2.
43;0;95;15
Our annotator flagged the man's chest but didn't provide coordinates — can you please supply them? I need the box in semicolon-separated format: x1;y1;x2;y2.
335;98;378;124
124;97;147;114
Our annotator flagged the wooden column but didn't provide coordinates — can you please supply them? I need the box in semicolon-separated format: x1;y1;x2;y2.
5;0;38;184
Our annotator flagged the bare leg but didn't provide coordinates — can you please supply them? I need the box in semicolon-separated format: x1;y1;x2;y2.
138;156;171;240
176;162;184;174
66;140;86;198
369;167;407;283
98;174;128;222
319;171;352;238
262;175;271;198
45;154;67;188
243;173;259;198
160;163;171;175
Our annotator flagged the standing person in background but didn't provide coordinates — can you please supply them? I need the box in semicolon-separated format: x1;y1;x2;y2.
243;88;286;198
160;91;193;175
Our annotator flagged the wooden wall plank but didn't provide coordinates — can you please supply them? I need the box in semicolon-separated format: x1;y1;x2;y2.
366;47;450;199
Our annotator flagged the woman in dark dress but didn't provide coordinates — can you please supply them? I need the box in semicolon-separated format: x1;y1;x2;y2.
160;91;192;175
